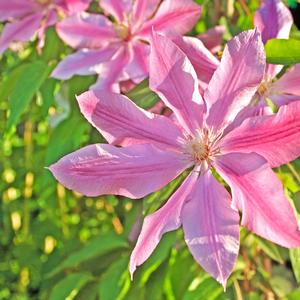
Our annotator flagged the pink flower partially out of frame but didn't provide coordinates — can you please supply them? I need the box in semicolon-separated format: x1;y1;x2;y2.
51;0;202;91
0;0;91;54
253;0;300;107
49;30;300;287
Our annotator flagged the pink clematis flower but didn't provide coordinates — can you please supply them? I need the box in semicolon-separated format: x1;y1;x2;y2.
254;0;300;107
0;0;91;54
51;0;202;91
49;30;300;287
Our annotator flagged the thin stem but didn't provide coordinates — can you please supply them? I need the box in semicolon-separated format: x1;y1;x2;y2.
238;0;252;18
233;280;243;300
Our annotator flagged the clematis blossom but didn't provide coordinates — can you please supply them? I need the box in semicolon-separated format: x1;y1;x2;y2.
51;0;202;91
0;0;91;54
253;0;300;107
49;30;300;287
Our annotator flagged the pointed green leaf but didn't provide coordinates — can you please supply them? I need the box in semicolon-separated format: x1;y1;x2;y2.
49;272;92;300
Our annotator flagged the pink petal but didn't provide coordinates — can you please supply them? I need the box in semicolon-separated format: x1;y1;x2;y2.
270;94;300;107
220;101;300;168
224;100;273;135
0;1;36;21
254;0;293;44
90;46;130;92
254;0;293;79
129;170;198;277
149;31;204;134
215;152;300;248
51;46;118;80
49;143;191;198
64;0;92;13
182;170;240;288
272;64;300;97
198;25;225;53
0;13;42;55
204;30;265;130
124;41;149;83
173;35;219;91
131;0;160;30
138;0;201;38
56;13;117;49
77;90;184;149
100;0;132;22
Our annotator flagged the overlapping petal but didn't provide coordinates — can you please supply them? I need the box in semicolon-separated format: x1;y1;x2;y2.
90;46;130;92
51;46;119;80
215;152;300;248
138;0;201;38
132;0;160;30
182;171;240;288
56;13;117;49
100;0;133;22
64;0;92;13
77;90;184;149
49;143;191;198
124;41;149;83
221;102;300;168
129;170;198;277
204;30;265;129
150;32;204;134
0;13;42;55
173;35;219;90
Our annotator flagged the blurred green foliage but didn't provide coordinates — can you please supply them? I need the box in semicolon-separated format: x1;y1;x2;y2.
1;1;300;299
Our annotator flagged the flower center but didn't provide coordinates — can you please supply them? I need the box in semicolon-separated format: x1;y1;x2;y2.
36;0;52;4
189;140;210;162
257;81;269;97
183;129;222;166
114;24;131;41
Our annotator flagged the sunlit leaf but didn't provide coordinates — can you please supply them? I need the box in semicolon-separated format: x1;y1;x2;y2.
265;39;300;65
98;256;130;300
255;236;284;264
290;248;300;283
46;233;128;277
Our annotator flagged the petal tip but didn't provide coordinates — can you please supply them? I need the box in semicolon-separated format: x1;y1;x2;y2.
129;259;136;281
77;91;98;118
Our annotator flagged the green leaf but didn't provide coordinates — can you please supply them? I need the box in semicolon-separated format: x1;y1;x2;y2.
183;275;224;300
45;112;90;165
41;27;65;62
143;171;188;214
49;272;92;300
265;39;300;65
255;236;284;264
46;233;128;277
39;78;57;117
2;60;51;129
98;256;130;300
126;79;159;109
290;248;300;283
